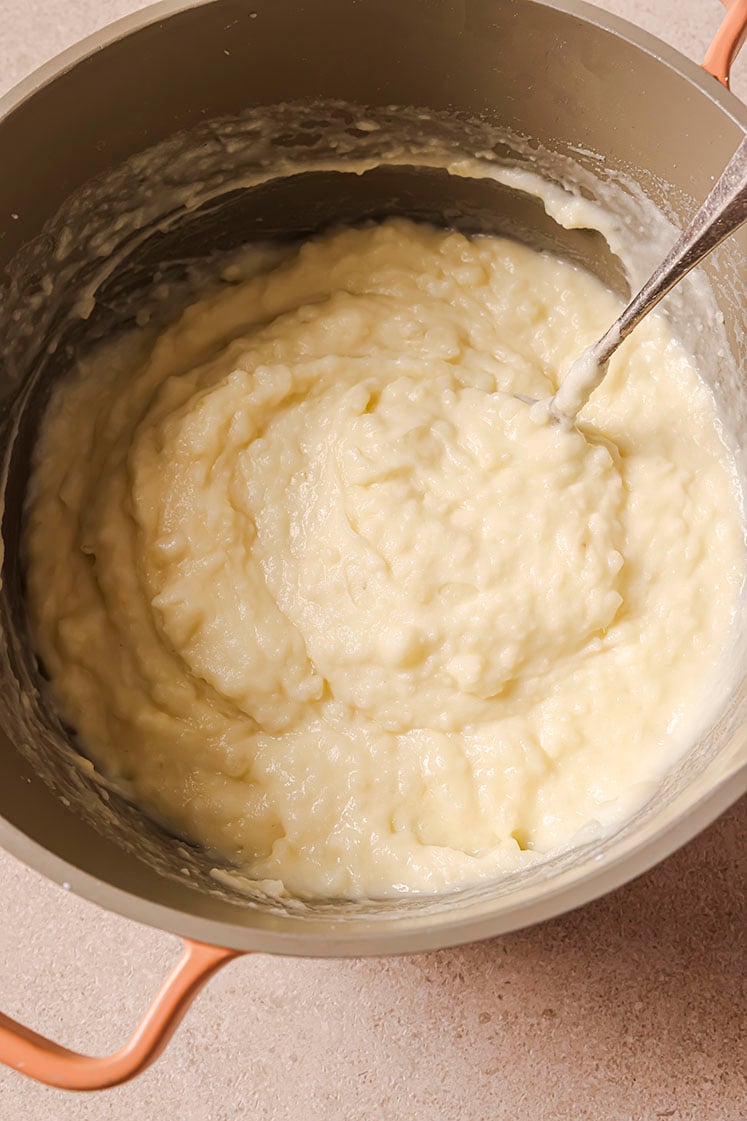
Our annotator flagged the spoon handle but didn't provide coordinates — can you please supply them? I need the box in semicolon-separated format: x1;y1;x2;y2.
552;134;747;419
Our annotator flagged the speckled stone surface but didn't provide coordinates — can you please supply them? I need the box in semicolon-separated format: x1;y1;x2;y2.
0;2;745;1117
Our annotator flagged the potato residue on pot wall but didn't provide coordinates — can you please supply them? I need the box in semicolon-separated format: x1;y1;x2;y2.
23;215;743;899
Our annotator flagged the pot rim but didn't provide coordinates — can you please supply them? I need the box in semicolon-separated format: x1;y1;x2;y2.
0;765;744;955
2;0;747;132
0;0;745;955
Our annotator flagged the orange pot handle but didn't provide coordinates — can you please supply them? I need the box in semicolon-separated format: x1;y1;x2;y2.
703;0;747;87
0;938;243;1091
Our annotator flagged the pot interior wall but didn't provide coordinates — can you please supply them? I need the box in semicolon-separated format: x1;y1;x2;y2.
0;0;745;942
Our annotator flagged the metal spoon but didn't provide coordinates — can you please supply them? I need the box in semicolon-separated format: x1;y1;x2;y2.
543;134;747;424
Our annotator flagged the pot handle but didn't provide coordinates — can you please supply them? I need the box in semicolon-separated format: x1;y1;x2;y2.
703;0;747;88
0;938;243;1091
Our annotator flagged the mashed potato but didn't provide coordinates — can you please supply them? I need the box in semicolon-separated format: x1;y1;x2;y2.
24;219;743;897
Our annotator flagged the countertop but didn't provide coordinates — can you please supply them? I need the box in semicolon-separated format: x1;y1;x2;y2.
0;2;745;1118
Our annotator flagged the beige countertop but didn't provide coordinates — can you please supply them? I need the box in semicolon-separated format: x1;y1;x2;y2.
0;2;745;1118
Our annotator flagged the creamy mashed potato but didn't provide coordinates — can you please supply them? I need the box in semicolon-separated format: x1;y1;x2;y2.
24;219;743;898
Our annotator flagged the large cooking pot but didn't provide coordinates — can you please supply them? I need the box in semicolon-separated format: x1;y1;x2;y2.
0;0;745;1091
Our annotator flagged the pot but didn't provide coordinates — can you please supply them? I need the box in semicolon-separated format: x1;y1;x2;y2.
0;0;745;1091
